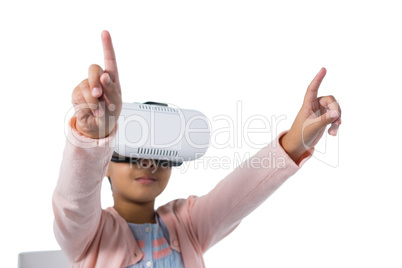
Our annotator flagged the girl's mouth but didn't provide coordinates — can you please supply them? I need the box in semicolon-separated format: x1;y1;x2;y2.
135;175;156;184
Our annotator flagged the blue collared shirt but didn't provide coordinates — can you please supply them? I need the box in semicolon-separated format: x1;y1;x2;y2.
126;214;185;268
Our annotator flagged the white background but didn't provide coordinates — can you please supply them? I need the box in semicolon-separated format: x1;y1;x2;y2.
1;0;401;267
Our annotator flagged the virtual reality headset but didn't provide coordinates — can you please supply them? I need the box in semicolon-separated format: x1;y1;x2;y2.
111;101;210;167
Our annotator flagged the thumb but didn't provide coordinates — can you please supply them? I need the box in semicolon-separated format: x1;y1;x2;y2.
302;109;339;135
99;71;122;119
100;72;121;105
320;110;339;126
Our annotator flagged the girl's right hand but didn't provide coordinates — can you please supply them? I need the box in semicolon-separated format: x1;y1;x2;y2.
72;30;122;139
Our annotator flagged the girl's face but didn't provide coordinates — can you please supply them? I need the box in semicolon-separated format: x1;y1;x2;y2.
107;159;172;204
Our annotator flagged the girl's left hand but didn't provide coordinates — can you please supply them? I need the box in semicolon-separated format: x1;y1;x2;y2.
281;68;342;163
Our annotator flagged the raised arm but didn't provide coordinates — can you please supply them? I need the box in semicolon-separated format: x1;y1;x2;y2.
189;68;342;252
52;30;122;262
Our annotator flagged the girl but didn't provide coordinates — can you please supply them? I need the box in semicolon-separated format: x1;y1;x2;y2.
52;30;342;268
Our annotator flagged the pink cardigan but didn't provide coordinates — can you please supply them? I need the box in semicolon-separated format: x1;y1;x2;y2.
52;117;313;268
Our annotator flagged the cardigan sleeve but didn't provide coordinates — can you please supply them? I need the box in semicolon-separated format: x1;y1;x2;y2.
188;130;314;252
52;117;117;262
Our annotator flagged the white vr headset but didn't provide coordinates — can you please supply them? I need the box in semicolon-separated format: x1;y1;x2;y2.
111;102;210;166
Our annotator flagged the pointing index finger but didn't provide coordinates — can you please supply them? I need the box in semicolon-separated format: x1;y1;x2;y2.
101;30;120;89
304;67;326;104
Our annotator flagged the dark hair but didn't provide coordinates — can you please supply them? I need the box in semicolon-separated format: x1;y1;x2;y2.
107;176;112;190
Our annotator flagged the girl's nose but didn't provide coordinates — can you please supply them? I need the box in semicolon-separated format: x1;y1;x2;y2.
140;159;156;169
